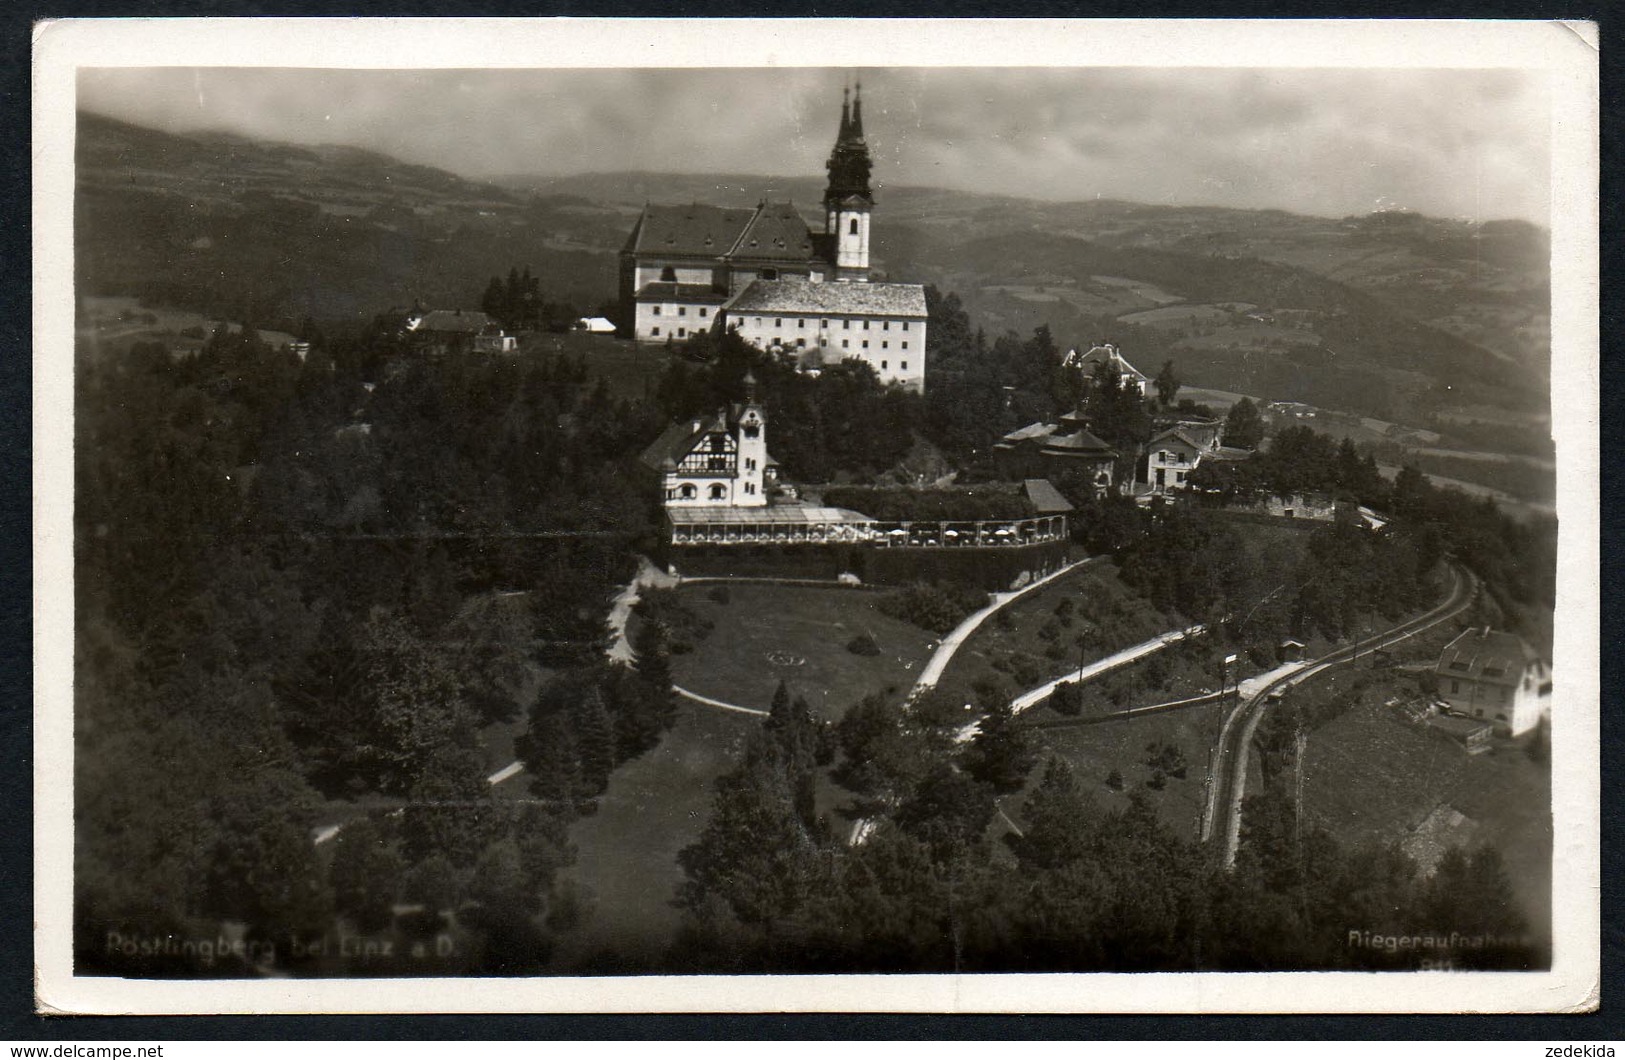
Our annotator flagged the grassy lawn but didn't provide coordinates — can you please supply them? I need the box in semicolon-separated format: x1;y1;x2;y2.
549;700;760;972
1298;672;1551;943
935;560;1169;703
668;583;938;721
1025;701;1227;841
523;331;672;402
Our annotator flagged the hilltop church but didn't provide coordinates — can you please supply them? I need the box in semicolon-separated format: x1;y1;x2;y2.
619;85;928;391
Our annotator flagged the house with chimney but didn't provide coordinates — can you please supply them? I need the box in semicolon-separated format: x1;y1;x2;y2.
1434;627;1552;736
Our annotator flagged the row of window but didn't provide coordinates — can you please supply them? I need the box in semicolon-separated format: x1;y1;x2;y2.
649;327;689;338
772;337;909;353
650;306;709;318
667;482;758;501
755;317;908;331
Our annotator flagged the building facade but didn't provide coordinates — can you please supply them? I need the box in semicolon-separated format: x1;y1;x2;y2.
619;86;929;391
639;374;776;509
1435;628;1553;737
1064;343;1149;397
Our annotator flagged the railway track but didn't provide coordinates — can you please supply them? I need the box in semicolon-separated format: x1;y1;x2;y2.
1201;562;1479;868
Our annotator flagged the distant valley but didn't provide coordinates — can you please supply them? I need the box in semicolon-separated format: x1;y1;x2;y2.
76;110;1551;429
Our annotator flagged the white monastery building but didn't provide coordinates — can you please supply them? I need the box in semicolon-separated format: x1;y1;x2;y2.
619;85;928;391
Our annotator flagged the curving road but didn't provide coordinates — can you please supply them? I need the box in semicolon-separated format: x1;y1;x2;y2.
1202;562;1478;868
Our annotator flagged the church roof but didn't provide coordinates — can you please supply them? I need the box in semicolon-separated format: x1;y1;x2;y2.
624;203;756;259
725;202;819;263
634;282;730;304
724;279;928;318
1436;628;1545;687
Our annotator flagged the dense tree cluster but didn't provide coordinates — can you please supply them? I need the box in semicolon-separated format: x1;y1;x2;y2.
672;695;1540;972
75;320;674;974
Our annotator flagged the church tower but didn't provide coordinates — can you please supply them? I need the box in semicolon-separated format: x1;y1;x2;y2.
824;83;875;282
734;370;768;507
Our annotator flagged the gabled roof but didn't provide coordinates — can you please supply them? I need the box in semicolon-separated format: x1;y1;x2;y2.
639;412;727;472
1436;628;1545;686
624;204;756;259
1040;428;1116;457
725;202;820;263
1068;343;1149;383
996;422;1057;447
1022;479;1076;514
635;282;729;305
724;278;928;317
409;309;499;334
1149;427;1208;452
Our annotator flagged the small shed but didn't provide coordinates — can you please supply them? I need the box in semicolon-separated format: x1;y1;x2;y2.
576;316;617;334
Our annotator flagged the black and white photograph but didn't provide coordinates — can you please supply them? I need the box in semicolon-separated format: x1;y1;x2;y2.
33;18;1599;1014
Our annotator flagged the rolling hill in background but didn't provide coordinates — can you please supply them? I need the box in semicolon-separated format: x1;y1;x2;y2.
77;111;1550;426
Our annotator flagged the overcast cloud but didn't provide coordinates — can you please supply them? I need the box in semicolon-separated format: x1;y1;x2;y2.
77;66;1550;224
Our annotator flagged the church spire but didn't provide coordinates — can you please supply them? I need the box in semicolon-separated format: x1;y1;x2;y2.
824;79;874;211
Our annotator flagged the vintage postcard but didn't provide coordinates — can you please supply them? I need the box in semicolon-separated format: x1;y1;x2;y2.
32;17;1599;1013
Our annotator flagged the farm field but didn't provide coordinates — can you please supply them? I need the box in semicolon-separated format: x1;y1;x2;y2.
1298;680;1551;943
1118;303;1233;327
1173;322;1323;349
667;583;939;721
549;700;760;972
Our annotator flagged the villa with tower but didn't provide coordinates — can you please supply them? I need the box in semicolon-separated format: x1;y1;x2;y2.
619;85;929;392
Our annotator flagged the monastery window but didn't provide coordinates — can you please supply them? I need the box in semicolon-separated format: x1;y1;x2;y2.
902;322;910;331
775;318;782;327
679;484;697;500
773;337;781;346
881;360;888;371
842;340;849;349
746;483;756;495
1450;680;1460;694
678;307;686;316
821;319;829;329
709;484;726;501
699;308;708;318
863;320;869;331
843;320;851;330
881;341;888;349
797;338;806;347
707;456;727;471
862;340;869;349
652;306;661;315
660;266;677;282
901;361;908;371
902;342;909;350
651;327;661;336
743;424;759;439
677;328;687;338
883;321;890;331
849;218;859;235
746;458;756;471
798;319;805;328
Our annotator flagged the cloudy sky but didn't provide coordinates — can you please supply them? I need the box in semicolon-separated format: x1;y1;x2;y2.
77;66;1550;224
